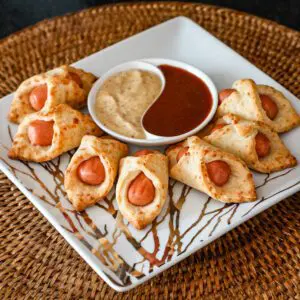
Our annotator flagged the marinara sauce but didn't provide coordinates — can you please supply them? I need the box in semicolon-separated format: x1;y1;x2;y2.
142;64;212;136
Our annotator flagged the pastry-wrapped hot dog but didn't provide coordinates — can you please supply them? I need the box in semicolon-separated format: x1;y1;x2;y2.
65;136;128;211
8;104;102;162
204;114;297;173
8;65;97;123
218;79;300;133
166;136;256;203
116;150;168;230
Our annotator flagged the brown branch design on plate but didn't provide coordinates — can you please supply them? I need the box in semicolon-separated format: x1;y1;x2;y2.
0;124;298;286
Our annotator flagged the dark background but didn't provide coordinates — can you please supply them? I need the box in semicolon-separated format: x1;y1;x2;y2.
0;0;299;39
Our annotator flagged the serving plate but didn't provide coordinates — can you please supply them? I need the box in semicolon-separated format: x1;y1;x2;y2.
0;17;299;292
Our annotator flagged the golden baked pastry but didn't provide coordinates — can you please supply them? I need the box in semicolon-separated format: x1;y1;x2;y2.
217;79;300;132
204;114;297;173
65;136;128;211
166;136;256;203
116;150;168;230
8;65;97;124
8;104;102;162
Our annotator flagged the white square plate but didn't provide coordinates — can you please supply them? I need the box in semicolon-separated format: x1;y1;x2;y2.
1;17;299;292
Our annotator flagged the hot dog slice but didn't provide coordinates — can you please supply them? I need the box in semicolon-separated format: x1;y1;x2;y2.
77;156;105;185
259;94;278;120
176;147;189;162
127;172;155;206
27;120;54;146
69;72;83;88
29;84;48;111
206;160;231;186
134;149;154;157
255;132;271;158
218;89;236;104
165;142;183;156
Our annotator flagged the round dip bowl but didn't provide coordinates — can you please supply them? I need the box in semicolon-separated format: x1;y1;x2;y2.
88;58;218;146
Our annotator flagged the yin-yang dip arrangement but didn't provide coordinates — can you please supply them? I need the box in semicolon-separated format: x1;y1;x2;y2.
1;17;300;292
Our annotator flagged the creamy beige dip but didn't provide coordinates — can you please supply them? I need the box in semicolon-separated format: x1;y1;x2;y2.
95;70;162;139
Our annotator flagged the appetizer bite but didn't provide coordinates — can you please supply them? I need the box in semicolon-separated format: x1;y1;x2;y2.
204;114;297;173
166;136;256;203
8;104;102;162
8;65;97;123
116;149;168;230
65;136;128;211
218;79;300;132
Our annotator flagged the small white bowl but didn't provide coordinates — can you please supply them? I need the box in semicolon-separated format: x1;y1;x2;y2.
88;58;218;146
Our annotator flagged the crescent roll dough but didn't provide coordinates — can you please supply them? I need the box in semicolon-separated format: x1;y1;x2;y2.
8;104;102;162
166;136;256;203
8;65;97;123
116;151;168;230
218;79;300;132
65;136;128;211
204;114;297;173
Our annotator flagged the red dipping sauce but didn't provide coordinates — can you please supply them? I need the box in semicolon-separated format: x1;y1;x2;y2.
142;64;213;137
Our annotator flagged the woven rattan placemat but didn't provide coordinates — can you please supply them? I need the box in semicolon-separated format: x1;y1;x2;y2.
0;2;299;299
